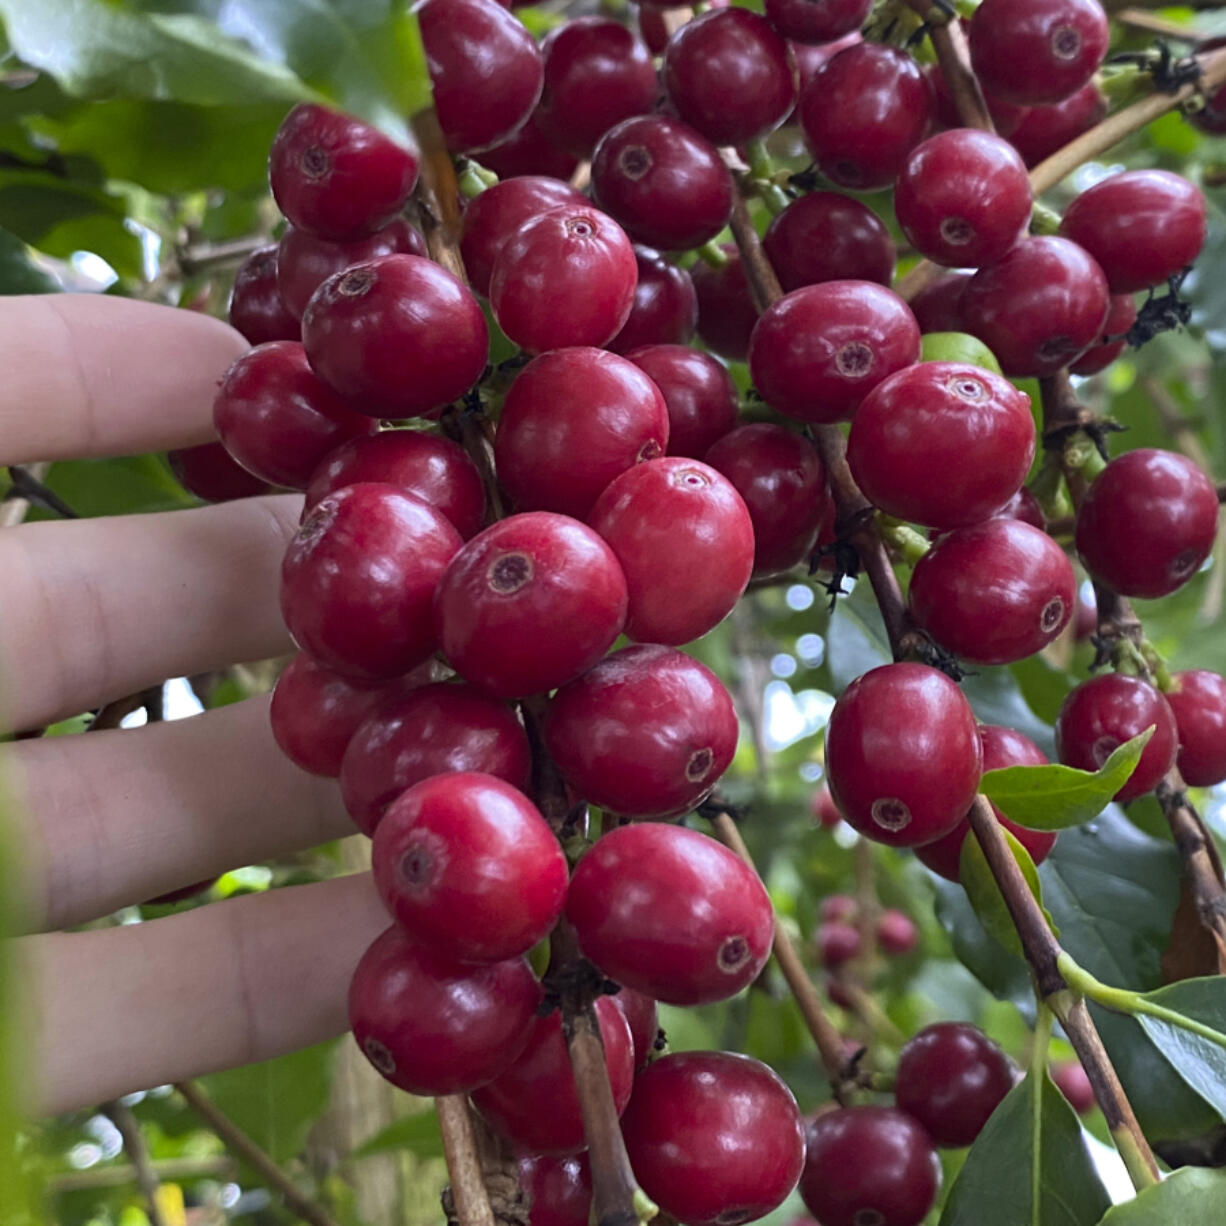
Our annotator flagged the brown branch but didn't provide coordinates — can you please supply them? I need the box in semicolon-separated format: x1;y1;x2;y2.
101;1100;165;1226
1113;8;1202;38
0;461;50;528
178;237;268;276
410;109;468;284
910;4;995;132
175;1080;344;1226
438;1096;498;1226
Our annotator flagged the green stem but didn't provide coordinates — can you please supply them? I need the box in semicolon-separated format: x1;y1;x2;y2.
1029;452;1072;522
695;239;729;270
1114;1126;1162;1192
1030;1005;1054;1215
1063;435;1107;482
1140;639;1174;691
455;158;497;199
1030;1004;1053;1082
875;513;930;567
1029;201;1062;236
744;138;775;184
743;140;790;216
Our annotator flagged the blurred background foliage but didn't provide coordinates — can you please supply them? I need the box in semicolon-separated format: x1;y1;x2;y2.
0;0;1225;1224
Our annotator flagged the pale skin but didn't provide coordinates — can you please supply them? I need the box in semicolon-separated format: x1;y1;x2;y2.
0;293;388;1117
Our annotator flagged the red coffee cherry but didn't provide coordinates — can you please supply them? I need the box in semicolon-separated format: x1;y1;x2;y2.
471;998;634;1155
269;103;418;240
566;823;774;1006
916;725;1057;882
908;518;1075;664
927;62;1029;138
625;344;737;459
1059;170;1207;293
493;347;669;520
1056;673;1179;802
459;175;587;297
812;785;844;829
999;486;1047;531
591;115;735;253
765;0;871;45
305;430;485;540
607;249;699;354
214;341;377;490
419;0;544;154
490;206;638;353
518;1154;592;1226
800;1107;941;1226
544;644;738;817
799;43;934;191
1069;293;1137;377
819;894;857;923
588;458;754;646
228;246;299;345
433;512;629;699
1075;449;1219;599
816;921;862;969
302;255;489;419
348;926;541;1096
895;128;1032;268
749;281;921;424
1166;670;1226;787
372;772;567;963
339;683;531;835
825;663;983;847
969;0;1109;106
692;244;758;362
909;271;971;334
281;483;462;681
705;424;832;578
168;442;271;503
1008;81;1105;166
613;988;660;1070
847;363;1035;529
621;1052;805;1226
878;909;919;954
763;191;895;293
480;109;580;182
895;1022;1015;1147
1051;1061;1096;1115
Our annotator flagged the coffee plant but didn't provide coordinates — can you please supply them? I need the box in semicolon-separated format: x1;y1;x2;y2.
3;1;1226;1224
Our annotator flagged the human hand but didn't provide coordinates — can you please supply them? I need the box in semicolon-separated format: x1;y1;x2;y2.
0;293;386;1118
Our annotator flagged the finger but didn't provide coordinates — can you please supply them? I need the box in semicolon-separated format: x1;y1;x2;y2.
0;494;301;731
18;873;387;1117
0;295;245;464
7;696;354;934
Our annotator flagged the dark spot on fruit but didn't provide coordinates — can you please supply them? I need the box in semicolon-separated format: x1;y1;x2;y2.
715;1209;754;1226
1052;25;1082;60
686;746;714;780
566;216;595;238
940;217;974;246
948;375;988;402
302;146;330;179
363;1036;396;1075
400;845;433;887
338;267;376;298
836;341;874;378
1041;596;1065;632
718;935;750;972
618;146;652;180
489;552;534;593
1091;735;1120;767
853;1211;885;1226
674;467;710;491
871;797;911;831
1171;548;1202;581
637;439;664;463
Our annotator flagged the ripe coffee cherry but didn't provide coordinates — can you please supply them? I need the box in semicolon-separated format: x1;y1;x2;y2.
419;0;543;154
928;62;1029;138
460;176;587;297
750;281;921;424
168;442;271;502
536;17;657;157
895;129;1032;268
799;44;933;190
281;483;462;680
847;363;1035;529
494;348;669;520
228;246;299;345
826;663;983;847
909;271;971;334
705;424;832;578
472;998;634;1155
1069;293;1137;377
819;895;857;923
812;785;844;829
303;255;489;419
613;988;660;1070
434;512;628;699
1058;170;1207;293
622;1052;805;1226
213;342;376;489
916;725;1057;882
1052;1061;1096;1115
350;928;540;1096
591;116;735;253
1056;673;1179;802
305;430;485;539
1000;486;1047;531
763;192;895;293
1075;449;1219;599
692;247;758;362
970;0;1109;106
909;519;1075;664
372;772;566;963
544;644;738;817
895;1023;1014;1147
589;458;754;645
816;921;861;969
269;103;418;240
276;220;426;320
490;206;637;353
1008;81;1105;166
878;909;919;955
962;236;1109;377
566;823;773;1005
519;1154;592;1226
608;249;698;354
663;9;796;147
1166;671;1226;787
800;1107;941;1226
765;0;871;44
339;683;531;835
481;109;580;182
269;653;428;778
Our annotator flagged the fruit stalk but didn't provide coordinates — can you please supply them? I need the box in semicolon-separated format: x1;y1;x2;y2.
437;1095;498;1226
906;0;996;133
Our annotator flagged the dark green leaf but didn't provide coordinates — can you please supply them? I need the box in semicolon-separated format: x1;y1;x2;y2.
32;455;195;520
932;878;1033;1013
958;824;1054;957
939;1071;1111;1226
353;1107;444;1160
0;223;58;293
825;577;891;692
1097;1167;1226;1225
979;728;1154;831
1130;978;1226;1118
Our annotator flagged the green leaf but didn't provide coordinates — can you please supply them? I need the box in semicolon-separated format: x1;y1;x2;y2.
978;728;1155;831
1097;1167;1226;1225
0;224;58;293
31;455;195;520
958;824;1054;958
200;1038;339;1165
353;1107;443;1160
1131;978;1226;1118
938;1071;1111;1226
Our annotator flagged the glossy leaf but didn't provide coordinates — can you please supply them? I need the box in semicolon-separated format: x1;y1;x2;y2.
0;224;58;294
1097;1166;1226;1225
959;823;1054;957
1131;978;1226;1117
